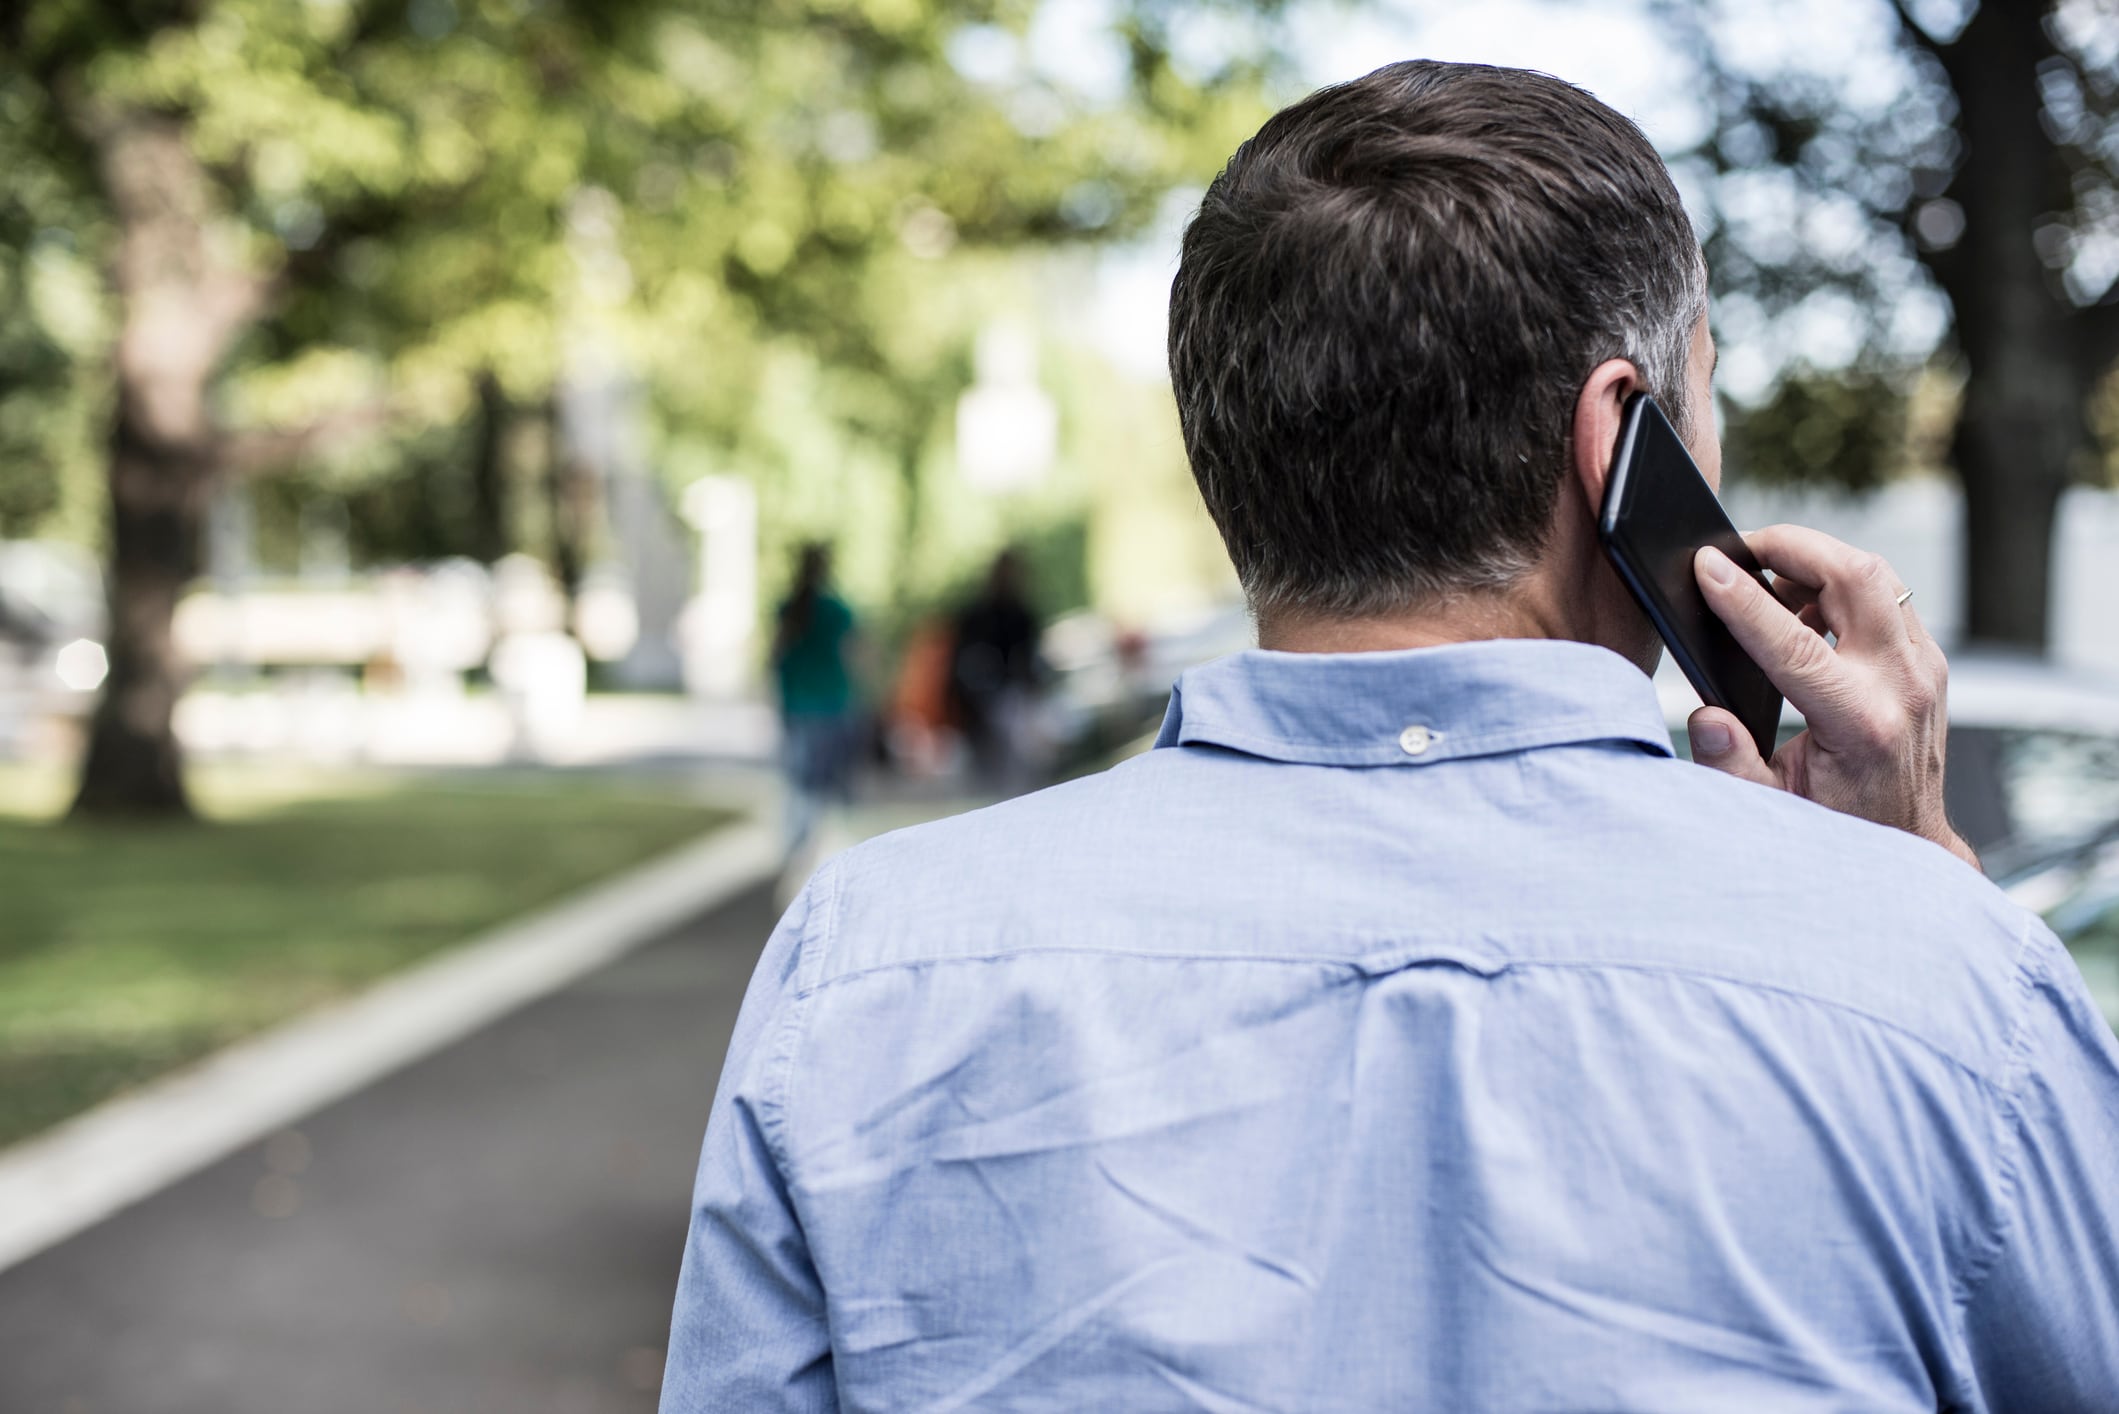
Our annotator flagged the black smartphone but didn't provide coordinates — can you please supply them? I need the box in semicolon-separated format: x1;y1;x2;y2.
1598;393;1783;759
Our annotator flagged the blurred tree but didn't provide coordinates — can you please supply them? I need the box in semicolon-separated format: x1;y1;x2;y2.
0;52;105;546
1721;365;1909;493
0;0;1279;818
1678;0;2119;651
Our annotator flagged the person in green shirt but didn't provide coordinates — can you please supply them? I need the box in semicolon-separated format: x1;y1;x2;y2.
771;543;860;853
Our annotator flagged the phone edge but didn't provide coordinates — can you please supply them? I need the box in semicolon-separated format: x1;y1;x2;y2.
1596;395;1781;759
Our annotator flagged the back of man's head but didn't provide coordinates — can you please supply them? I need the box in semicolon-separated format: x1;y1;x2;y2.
1169;61;1705;621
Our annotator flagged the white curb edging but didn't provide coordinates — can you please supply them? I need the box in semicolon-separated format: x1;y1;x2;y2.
0;818;783;1276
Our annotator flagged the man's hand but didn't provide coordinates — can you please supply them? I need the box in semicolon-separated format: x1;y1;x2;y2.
1686;524;1981;871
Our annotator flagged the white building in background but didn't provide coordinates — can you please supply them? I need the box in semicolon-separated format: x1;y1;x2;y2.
680;476;759;700
556;361;693;692
560;186;695;693
1720;478;2119;677
956;323;1058;493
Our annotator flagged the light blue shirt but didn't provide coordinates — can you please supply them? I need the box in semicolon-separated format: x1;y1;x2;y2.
662;640;2119;1412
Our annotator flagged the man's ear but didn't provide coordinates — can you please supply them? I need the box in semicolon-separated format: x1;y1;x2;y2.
1569;358;1644;514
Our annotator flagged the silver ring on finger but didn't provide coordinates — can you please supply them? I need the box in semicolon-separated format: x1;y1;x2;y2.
1895;587;1914;606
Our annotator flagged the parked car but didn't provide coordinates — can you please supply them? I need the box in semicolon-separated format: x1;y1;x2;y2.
1037;603;1254;771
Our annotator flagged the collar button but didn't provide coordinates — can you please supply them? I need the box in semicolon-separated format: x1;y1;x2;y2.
1398;724;1437;757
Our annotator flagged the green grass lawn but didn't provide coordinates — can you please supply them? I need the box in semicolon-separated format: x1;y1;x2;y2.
0;762;737;1149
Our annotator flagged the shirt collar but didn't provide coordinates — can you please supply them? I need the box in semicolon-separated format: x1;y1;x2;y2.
1154;639;1674;767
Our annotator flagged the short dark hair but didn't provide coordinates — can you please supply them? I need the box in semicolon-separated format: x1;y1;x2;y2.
1168;61;1704;619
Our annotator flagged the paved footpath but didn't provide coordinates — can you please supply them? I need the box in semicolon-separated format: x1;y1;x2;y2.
0;882;781;1414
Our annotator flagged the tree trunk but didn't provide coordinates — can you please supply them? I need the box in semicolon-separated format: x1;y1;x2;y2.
70;400;212;818
1914;0;2080;652
1956;407;2068;649
67;114;267;820
545;397;594;607
469;370;510;565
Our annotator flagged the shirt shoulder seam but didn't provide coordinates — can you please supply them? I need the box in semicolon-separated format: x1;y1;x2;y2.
757;861;842;1177
1504;957;2013;1087
1947;909;2046;1318
795;945;1355;998
796;944;2022;1087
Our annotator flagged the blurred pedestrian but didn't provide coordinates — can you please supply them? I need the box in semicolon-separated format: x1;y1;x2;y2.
946;548;1043;789
885;615;955;777
770;543;859;855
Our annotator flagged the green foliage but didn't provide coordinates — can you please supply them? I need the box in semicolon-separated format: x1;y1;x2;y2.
0;52;104;541
1720;367;1908;493
0;0;1278;607
1008;514;1091;619
1660;0;1958;359
1666;1;2119;483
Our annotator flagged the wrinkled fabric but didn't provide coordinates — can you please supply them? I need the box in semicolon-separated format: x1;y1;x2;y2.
661;639;2119;1413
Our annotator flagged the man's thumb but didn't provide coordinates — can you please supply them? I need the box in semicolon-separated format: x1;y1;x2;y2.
1687;707;1776;788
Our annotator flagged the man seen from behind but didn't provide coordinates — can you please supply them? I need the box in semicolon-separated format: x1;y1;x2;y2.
661;61;2119;1412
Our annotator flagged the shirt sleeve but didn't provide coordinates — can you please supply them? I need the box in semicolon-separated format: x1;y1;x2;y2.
1959;918;2119;1412
659;871;836;1413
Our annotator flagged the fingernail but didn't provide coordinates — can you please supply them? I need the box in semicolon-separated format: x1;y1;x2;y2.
1698;547;1737;588
1690;719;1732;756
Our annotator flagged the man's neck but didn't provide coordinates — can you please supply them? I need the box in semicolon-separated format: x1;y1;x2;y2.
1256;587;1574;655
